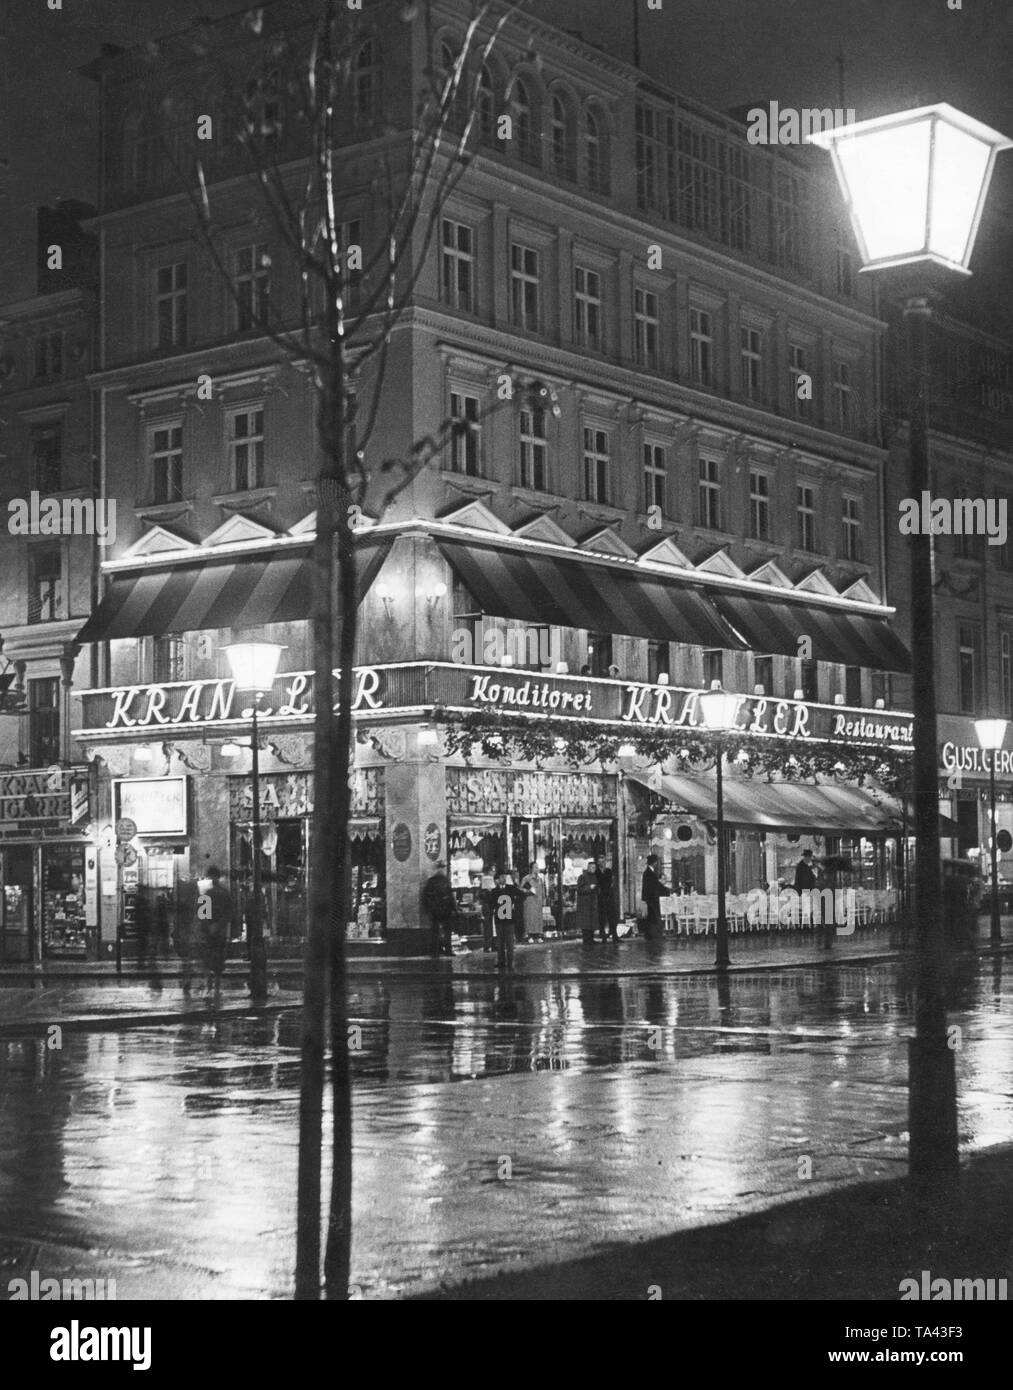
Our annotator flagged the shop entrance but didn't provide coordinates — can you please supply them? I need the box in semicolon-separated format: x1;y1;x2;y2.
232;817;307;943
1;846;34;963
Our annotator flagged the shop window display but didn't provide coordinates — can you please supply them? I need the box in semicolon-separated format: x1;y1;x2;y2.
43;845;87;957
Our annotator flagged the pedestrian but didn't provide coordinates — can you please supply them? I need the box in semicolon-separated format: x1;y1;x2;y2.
520;868;545;941
198;865;232;995
422;861;457;957
794;848;817;935
173;872;199;996
492;869;523;970
134;887;162;991
640;854;670;942
576;862;599;944
480;871;496;953
595;856;619;943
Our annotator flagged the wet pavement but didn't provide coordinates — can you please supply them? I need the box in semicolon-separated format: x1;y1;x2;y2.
1;939;1012;1300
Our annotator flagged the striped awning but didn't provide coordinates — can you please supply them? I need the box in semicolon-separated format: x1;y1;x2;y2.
437;540;743;649
629;770;905;834
711;593;910;673
76;541;390;643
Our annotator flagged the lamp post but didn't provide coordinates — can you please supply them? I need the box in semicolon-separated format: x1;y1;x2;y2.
974;717;1008;944
811;105;1011;1200
697;681;742;972
224;642;285;1003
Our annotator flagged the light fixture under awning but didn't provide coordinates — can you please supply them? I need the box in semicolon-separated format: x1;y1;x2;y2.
709;593;911;674
437;540;744;649
76;541;391;643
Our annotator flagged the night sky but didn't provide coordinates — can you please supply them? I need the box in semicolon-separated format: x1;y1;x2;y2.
2;0;1011;327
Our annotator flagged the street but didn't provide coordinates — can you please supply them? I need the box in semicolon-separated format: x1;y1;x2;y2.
1;947;1012;1299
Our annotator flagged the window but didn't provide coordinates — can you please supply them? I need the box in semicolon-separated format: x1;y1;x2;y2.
634;288;659;369
740;326;763;400
512;79;538;164
749;469;770;540
510;243;540;331
587;632;613;678
703;649;723;687
842;495;862;561
871;671;891;708
753;655;773;695
518;405;546;490
150;423;183;504
643;442;666;514
635;103;658;211
833;360;852;431
438;41;467;133
1002;632;1013;717
574;266;602;350
354;39;380;122
31;426;62;493
800;658;818;703
235;244;270;331
647;640;670;684
845;665;862;706
582;426;610;503
958;625;980;714
153;635;187;684
441;219;474;312
228;407;265;491
28;544;64;624
478;65;496;144
789;342;810;416
156;263;188;348
586;108;608;194
690;307;713;386
29;677;60;766
449;391;480;475
797;484;817;552
34;332;63;381
550;94;575;179
698;457;721;529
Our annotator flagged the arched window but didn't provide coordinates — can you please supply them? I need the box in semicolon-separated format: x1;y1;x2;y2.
354;39;381;123
478;64;496;145
438;38;466;133
511;78;538;166
550;92;575;180
586;105;610;195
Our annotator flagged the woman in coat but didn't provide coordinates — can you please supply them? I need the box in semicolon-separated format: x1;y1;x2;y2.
521;870;545;940
575;863;599;944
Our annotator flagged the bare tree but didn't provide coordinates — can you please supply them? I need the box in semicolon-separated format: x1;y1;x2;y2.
163;0;528;1298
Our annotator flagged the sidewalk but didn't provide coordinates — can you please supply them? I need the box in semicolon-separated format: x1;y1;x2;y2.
0;916;1008;1034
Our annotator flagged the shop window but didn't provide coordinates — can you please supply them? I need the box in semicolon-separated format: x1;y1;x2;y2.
647;640;670;684
29;676;60;765
28;543;65;624
844;665;862;706
31;425;63;492
957;625;980;713
586;633;613;678
703;649;723;687
955;798;979;859
753;654;773;694
800;658;818;703
42;845;87;957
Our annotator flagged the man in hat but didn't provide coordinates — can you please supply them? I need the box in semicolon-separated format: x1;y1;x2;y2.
422;860;457;957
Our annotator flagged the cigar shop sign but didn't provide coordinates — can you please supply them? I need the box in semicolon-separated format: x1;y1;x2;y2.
0;766;91;830
78;664;913;749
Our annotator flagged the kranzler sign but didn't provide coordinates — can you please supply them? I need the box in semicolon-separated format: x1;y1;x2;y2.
0;766;90;827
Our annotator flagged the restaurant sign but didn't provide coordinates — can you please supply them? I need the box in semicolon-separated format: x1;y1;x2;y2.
77;664;913;750
0;766;91;829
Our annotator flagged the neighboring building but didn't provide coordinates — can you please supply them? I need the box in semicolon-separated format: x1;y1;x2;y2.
883;306;1013;867
0;203;99;962
65;0;916;957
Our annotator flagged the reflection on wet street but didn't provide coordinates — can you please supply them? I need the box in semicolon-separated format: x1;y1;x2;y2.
1;954;1011;1298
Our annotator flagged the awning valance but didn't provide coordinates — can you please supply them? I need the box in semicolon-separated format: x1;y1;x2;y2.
76;541;390;643
628;770;908;834
711;593;910;673
437;540;742;649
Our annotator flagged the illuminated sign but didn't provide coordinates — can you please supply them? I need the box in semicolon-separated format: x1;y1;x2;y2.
941;742;1013;777
114;778;188;835
0;766;90;827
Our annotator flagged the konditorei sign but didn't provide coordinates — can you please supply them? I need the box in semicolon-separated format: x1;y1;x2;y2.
76;664;913;750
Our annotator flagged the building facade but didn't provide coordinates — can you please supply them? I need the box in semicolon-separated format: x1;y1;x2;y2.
38;0;922;958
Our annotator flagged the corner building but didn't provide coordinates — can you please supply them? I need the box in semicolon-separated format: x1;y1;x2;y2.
69;0;914;955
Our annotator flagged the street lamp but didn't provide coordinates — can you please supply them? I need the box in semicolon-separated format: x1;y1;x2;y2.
811;104;1010;1200
223;642;285;1003
697;680;741;972
974;717;1008;944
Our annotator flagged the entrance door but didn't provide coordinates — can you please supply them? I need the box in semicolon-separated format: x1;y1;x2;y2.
2;846;34;963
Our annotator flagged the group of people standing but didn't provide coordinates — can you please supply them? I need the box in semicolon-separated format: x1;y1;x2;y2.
574;858;620;943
